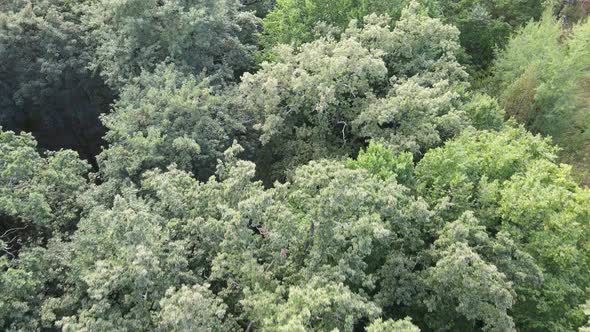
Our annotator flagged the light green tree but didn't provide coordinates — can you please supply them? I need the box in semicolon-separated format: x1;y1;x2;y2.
54;192;195;331
492;12;590;184
156;284;239;331
416;126;590;331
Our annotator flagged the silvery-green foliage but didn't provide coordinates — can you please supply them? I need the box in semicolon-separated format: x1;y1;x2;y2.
0;129;89;236
156;284;239;331
55;192;195;331
82;0;260;89
99;64;241;181
240;2;474;178
366;317;420;332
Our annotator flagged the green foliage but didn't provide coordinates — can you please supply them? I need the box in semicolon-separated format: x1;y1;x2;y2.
0;1;112;158
0;129;89;239
425;242;515;331
493;12;590;184
261;0;544;69
156;284;239;331
81;0;260;89
348;141;414;185
243;0;276;17
2;1;590;331
416;126;590;331
416;126;558;219
56;192;194;331
3;132;590;331
0;1;84;107
0;255;43;331
463;93;505;131
582;300;590;332
366;317;420;332
243;277;381;331
261;0;408;49
498;160;590;330
99;64;241;181
430;0;544;69
241;4;477;179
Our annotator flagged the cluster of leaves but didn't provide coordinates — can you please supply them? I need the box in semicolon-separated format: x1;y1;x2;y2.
0;129;89;242
98;64;244;182
80;0;260;90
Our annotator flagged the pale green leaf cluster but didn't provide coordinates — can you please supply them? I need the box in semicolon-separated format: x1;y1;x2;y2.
366;317;420;332
0;129;89;234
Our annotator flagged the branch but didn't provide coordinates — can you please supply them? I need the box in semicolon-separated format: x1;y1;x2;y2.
0;225;28;239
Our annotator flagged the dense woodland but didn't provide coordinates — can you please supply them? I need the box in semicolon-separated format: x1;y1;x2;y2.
1;0;590;331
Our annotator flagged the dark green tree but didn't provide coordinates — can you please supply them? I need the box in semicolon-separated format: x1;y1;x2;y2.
0;1;113;161
81;0;260;90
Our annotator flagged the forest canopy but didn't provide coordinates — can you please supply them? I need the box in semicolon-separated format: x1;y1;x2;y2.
1;0;589;331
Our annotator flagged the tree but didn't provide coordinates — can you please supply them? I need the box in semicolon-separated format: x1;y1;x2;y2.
498;160;590;330
242;0;276;17
424;242;515;331
156;284;239;331
0;253;44;331
428;0;544;69
421;211;543;331
53;192;195;331
0;129;89;245
347;141;414;185
261;0;545;70
81;0;260;90
416;126;590;331
242;277;381;331
98;64;242;182
416;126;558;220
492;12;590;184
261;0;409;50
240;4;476;179
0;1;112;162
0;127;88;331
